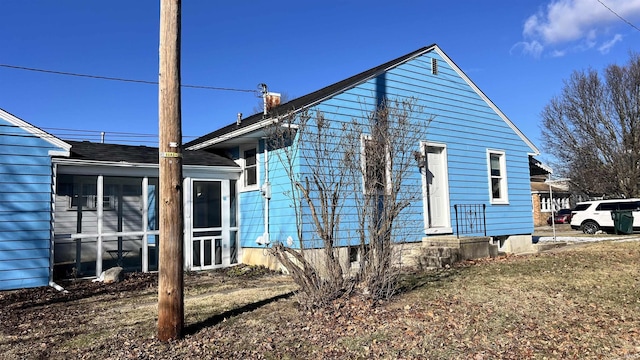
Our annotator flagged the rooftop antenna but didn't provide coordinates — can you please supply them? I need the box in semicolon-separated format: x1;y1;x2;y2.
259;83;268;117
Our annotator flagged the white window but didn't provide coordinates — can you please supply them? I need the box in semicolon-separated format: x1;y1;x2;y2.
361;134;390;194
240;145;259;191
487;150;508;204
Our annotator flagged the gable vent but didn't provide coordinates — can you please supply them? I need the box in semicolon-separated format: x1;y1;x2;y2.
431;58;438;75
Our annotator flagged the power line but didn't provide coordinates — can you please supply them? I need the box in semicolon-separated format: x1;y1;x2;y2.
0;63;259;93
0;123;202;143
596;0;640;33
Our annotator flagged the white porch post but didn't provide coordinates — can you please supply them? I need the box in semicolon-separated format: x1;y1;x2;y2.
96;175;104;276
183;177;191;270
142;177;149;272
222;180;230;265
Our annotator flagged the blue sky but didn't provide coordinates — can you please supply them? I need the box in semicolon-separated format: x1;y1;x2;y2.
2;1;640;162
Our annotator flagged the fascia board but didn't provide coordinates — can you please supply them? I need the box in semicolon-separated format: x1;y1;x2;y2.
186;119;278;150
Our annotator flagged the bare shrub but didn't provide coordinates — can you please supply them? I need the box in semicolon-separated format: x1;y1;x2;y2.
266;98;431;308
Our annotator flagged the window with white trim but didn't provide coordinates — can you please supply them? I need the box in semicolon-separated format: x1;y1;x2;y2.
487;150;508;204
240;145;259;190
361;134;390;194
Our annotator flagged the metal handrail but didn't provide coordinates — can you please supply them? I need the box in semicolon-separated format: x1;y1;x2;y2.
453;204;486;238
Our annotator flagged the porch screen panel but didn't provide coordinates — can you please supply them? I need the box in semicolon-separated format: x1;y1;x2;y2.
193;181;222;229
230;231;238;264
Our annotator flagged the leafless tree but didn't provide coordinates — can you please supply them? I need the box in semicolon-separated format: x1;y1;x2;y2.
267;98;430;308
541;52;640;198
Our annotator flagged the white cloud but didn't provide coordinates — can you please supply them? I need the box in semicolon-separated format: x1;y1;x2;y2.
519;0;640;57
598;34;624;53
511;41;544;58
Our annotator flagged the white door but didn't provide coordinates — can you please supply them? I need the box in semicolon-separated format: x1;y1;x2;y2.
422;143;452;234
191;180;226;270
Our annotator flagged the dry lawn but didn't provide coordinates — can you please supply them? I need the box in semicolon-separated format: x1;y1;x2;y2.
1;241;640;359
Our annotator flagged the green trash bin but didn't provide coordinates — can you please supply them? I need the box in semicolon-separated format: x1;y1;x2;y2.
612;210;634;234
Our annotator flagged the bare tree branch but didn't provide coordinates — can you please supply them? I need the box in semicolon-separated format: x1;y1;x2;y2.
541;52;640;198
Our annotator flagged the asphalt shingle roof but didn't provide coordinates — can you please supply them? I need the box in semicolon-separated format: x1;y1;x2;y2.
62;140;238;167
184;44;436;148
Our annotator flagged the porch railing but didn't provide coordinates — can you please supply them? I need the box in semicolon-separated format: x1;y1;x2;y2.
453;204;486;238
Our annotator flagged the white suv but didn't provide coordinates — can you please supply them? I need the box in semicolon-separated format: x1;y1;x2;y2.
570;199;640;234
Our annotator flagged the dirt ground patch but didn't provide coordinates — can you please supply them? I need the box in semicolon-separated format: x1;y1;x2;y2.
0;265;296;359
2;244;640;359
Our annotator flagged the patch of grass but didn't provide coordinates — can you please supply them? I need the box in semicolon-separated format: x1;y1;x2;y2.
61;329;111;350
2;241;640;359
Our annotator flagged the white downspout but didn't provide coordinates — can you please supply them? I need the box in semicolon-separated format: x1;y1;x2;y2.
49;162;68;293
262;140;271;245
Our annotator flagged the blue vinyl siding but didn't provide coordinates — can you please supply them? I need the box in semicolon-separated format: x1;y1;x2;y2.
239;190;264;247
0;276;51;290
0;239;50;252
267;50;535;247
229;143;265;248
235;137;303;248
264;141;300;247
0;116;66;290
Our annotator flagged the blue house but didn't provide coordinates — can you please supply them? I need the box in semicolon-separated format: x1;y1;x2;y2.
185;44;540;268
0;109;70;290
2;44;541;290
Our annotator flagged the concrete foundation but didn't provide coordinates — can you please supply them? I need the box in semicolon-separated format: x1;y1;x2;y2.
497;234;534;254
242;248;283;272
241;233;535;273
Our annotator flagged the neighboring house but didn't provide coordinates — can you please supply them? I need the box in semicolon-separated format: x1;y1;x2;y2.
0;109;70;291
185;44;541;268
0;109;241;290
531;181;572;226
529;156;584;226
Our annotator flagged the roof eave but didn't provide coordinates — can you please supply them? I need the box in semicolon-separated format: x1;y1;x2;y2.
186;117;279;150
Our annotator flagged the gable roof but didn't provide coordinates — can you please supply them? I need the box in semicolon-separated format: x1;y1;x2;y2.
185;44;539;155
60;140;238;167
184;45;436;149
0;108;71;156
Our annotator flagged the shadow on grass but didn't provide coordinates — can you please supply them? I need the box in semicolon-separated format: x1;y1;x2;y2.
396;267;465;294
183;291;295;336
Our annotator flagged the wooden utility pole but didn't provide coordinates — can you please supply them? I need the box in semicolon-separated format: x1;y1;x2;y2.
158;0;184;341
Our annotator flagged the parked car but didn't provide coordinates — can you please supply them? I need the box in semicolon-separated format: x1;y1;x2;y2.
570;198;640;234
547;208;573;225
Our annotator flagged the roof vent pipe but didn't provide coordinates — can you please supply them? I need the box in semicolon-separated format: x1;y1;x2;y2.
237;113;242;126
